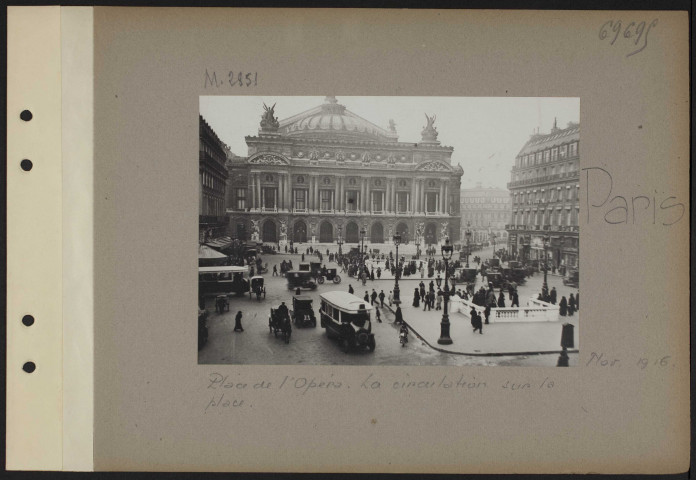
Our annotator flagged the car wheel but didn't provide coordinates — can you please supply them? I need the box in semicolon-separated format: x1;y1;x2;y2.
333;275;341;284
367;337;376;353
317;277;325;285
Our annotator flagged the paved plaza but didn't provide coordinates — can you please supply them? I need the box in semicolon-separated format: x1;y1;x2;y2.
199;244;579;367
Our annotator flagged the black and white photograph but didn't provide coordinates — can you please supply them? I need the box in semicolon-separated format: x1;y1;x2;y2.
198;96;580;366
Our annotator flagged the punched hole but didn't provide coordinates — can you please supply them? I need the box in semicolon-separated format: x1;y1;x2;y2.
22;315;35;327
20;159;33;171
23;362;36;373
20;110;33;121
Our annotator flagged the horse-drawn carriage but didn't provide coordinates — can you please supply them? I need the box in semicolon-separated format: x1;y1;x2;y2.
249;276;266;301
268;304;292;343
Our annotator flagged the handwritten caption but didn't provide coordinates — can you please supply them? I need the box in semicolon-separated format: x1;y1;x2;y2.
203;372;555;413
204;69;258;89
599;19;658;57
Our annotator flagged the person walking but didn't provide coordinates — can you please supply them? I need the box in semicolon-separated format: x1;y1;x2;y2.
388;290;394;306
511;289;519;308
364;291;370;303
471;309;483;334
484;304;491;324
394;306;404;325
550;287;557;305
376;267;382;279
379;290;385;307
568;293;576;316
497;290;506;308
412;288;420;307
424;291;432;311
348;284;354;295
272;264;278;276
436;289;443;310
233;311;244;332
559;296;568;316
370;289;378;306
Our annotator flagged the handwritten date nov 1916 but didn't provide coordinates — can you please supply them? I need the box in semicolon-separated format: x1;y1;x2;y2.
599;19;658;57
204;69;258;88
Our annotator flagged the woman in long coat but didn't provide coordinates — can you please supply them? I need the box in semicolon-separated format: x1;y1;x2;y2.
412;288;420;307
559;296;568;316
568;294;576;316
497;290;506;308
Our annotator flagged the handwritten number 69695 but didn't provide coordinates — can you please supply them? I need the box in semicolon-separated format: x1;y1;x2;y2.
599;19;658;57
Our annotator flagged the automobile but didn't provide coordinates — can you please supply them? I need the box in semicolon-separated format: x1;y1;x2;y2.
457;267;478;283
487;258;501;270
291;295;316;328
486;271;506;289
563;269;579;288
319;291;375;353
249;276;266;301
198;308;208;350
286;270;318;290
198;265;249;296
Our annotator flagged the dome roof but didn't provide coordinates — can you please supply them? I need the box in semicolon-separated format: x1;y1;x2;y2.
278;96;398;143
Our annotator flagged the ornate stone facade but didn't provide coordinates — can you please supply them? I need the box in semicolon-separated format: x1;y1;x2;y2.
224;97;463;246
506;119;580;268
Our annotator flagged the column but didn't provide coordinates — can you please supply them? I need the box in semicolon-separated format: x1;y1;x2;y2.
392;179;397;213
287;174;291;209
365;178;371;212
274;189;277;210
410;179;416;213
439;181;444;214
256;174;261;210
309;176;315;211
334;179;339;211
314;177;319;211
417;180;422;213
359;177;365;212
339;177;344;211
406;193;410;213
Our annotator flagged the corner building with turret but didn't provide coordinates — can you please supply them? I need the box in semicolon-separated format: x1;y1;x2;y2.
225;97;463;246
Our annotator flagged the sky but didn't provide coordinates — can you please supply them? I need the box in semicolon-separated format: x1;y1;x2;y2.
200;96;579;190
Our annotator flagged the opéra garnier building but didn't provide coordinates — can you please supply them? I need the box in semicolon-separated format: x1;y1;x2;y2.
225;97;463;246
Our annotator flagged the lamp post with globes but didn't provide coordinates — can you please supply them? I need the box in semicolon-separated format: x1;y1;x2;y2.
542;233;550;298
359;227;367;277
337;225;343;256
437;237;454;345
465;221;472;267
392;232;402;305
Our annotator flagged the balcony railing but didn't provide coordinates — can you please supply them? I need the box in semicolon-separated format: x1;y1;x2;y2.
261;207;278;213
293;208;308;214
505;224;579;233
507;170;580;189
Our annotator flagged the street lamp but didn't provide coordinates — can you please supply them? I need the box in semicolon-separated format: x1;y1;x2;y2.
542;233;550;298
437;237;454;345
465;221;472;268
337;225;343;256
359;226;367;276
392;232;402;306
491;232;497;257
